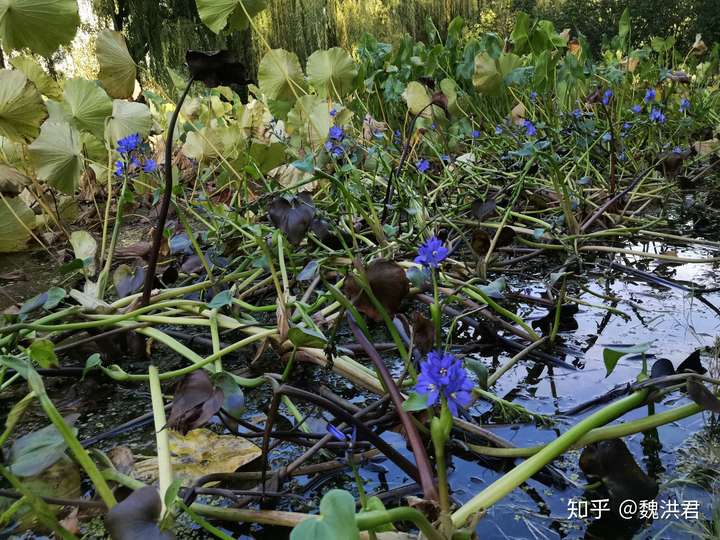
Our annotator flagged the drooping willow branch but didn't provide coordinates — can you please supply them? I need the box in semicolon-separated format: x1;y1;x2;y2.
141;74;196;307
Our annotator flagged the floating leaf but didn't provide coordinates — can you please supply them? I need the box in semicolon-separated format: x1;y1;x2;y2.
0;70;47;143
105;100;152;145
0;194;36;253
344;259;410;322
212;371;245;418
268;192;316;245
105;486;173;540
28;121;83;194
96;30;137;99
9;56;62;100
0;0;80;56
291;489;359;540
186;50;248;88
478;277;507;298
28;339;58;369
196;0;267;33
167;370;224;435
258;48;305;102
306;47;358;99
602;342;652;377
9;415;79;477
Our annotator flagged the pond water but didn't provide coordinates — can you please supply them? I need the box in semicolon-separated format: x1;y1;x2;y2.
6;240;720;539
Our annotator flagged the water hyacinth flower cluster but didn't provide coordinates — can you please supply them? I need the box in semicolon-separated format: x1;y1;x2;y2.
415;351;473;415
644;88;656;103
649;107;666;124
114;133;157;177
601;89;613;106
325;125;347;158
416;158;430;173
522;119;537;137
680;98;691;112
415;236;448;268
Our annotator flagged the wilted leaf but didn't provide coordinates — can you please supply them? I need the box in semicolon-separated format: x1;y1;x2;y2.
579;439;658;513
268;192;316;245
186;50;248;88
402;81;432;116
471;229;491;256
471;198;497;221
133;428;261;485
167;370;224;435
0;163;30;196
96;30;137;99
495;226;516;247
677;349;707;374
344;259;410;322
9;415;79;477
411;312;435;355
105;100;152;144
105;486;173;540
113;264;146;298
70;230;97;274
687;379;720;413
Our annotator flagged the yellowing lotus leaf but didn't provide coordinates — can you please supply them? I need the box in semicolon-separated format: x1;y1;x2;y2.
105;100;151;145
258;49;306;102
0;193;36;253
306;47;358;99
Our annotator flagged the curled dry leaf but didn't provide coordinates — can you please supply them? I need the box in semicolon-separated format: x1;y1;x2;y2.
343;259;410;322
268;192;316;245
362;114;387;142
167;370;224;435
411;312;435;355
510;102;526;126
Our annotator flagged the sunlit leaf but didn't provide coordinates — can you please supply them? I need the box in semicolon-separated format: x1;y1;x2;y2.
28;339;59;369
196;0;267;33
105;100;152;145
402;391;429;412
402;81;432;116
306;47;358;99
63;78;112;140
27;121;82;194
258;48;305;102
602;342;652;377
96;30;137;99
0;194;36;253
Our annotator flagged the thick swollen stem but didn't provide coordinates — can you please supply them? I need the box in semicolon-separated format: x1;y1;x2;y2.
452;389;649;527
141;75;195;307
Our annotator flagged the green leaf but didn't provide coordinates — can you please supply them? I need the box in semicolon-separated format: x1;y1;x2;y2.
288;326;327;348
465;359;488;390
164;477;183;509
478;277;506;298
8;415;78;477
258;49;305;102
64;79;112;138
28;339;59;369
96;30;137;99
286;95;332;147
0;194;36;253
306;47;358;99
82;353;102;379
0;69;47;143
359;496;394;532
619;7;631;42
402;81;432;115
291;489;359;540
28;121;82;196
473;52;501;95
0;0;80;56
105;100;151;144
402;391;429;412
43;287;66;310
602;342;652;377
510;11;531;54
9;56;63;100
208;289;233;309
196;0;267;34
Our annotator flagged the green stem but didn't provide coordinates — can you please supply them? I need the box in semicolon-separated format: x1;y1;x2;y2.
96;176;129;299
149;365;173;511
452;389;649;526
355;508;443;540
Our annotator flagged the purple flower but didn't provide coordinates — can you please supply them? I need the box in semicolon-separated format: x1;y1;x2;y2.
471;129;481;138
523;119;536;137
114;160;124;177
143;159;157;173
431;122;437;130
601;131;612;142
680;98;690;112
530;91;538;103
494;125;503;135
649;107;666;124
622;122;631;131
601;89;613;106
326;423;346;441
644;88;656;103
416;159;430;173
631;104;642;114
415;351;473;416
117;133;141;155
330;146;344;158
130;155;141;168
673;146;683;154
441;154;451;163
329;108;337;117
571;109;583;119
414;236;448;268
328;126;345;141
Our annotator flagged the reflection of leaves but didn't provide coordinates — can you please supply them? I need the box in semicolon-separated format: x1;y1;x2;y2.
290;489;359;540
687;379;720;413
9;415;79;477
167;371;224;435
344;259;409;322
579;439;658;513
268;193;316;245
105;486;173;540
